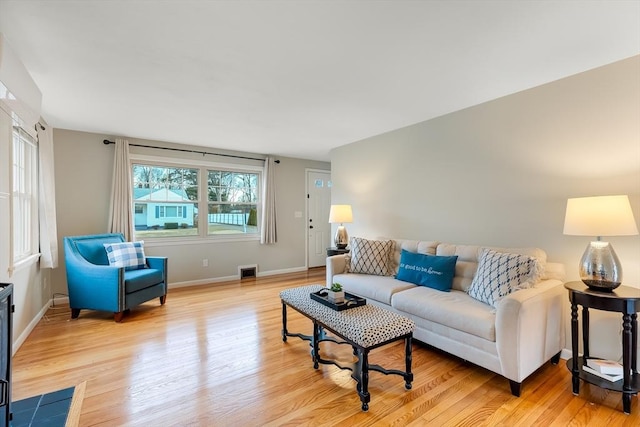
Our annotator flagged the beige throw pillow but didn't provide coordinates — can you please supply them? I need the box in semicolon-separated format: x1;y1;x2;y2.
348;237;395;276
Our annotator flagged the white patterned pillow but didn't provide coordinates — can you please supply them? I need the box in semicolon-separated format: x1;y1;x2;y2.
348;237;395;276
103;241;146;270
467;249;542;308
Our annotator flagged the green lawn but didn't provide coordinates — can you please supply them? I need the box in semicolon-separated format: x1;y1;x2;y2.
135;224;258;238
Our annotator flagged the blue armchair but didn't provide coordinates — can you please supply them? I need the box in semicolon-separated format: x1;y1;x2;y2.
63;233;167;322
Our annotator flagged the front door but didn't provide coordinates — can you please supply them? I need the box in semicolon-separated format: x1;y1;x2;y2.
307;170;331;268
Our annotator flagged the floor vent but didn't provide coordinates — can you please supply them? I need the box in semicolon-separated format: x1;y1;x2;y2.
239;265;257;280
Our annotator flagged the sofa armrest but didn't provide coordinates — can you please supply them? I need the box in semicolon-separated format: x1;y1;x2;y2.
495;278;565;383
326;255;347;287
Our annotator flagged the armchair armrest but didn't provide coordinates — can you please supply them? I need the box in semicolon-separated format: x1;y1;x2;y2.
146;257;168;292
495;277;565;383
146;256;167;273
326;255;347;287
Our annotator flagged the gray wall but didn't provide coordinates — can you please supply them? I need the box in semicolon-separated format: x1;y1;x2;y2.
51;129;330;294
330;56;640;360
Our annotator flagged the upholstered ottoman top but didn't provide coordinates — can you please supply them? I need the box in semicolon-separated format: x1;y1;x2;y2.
280;285;415;348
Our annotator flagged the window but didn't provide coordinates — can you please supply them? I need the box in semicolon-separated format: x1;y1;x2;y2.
132;164;198;237
12;119;38;261
208;170;259;235
132;161;261;240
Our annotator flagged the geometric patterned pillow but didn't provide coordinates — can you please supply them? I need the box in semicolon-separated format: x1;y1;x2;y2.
103;241;146;270
467;249;542;308
348;237;395;276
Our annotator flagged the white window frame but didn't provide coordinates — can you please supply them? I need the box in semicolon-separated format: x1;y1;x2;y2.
130;153;262;245
11;118;39;265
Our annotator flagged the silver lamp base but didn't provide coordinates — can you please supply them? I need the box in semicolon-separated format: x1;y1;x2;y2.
334;225;349;249
579;241;622;291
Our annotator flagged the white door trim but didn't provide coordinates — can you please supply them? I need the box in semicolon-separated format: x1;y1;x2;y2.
305;168;331;268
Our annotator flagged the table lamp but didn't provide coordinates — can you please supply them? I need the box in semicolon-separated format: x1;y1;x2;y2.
329;204;353;249
563;195;638;291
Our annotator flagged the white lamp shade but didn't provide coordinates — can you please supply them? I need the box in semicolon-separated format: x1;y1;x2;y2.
329;205;353;224
563;195;638;237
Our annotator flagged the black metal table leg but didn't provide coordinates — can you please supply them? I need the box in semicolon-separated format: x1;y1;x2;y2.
570;300;580;395
405;336;413;389
358;349;370;411
622;313;632;414
632;313;638;374
582;306;590;360
312;322;320;369
281;302;288;342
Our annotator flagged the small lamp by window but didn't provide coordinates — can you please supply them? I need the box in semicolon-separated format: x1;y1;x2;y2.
329;205;353;249
563;195;638;291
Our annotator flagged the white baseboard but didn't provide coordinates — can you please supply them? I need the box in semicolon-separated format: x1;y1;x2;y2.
560;348;572;360
168;266;308;289
12;299;53;356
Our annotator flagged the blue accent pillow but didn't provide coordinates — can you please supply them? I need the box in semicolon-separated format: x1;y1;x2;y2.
396;250;458;291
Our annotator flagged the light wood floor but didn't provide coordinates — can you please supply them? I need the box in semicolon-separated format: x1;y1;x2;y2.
12;268;638;426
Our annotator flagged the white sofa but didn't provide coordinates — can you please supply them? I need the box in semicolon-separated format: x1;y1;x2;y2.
326;238;566;396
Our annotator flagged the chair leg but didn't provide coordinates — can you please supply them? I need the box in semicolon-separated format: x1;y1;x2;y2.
160;295;167;305
71;308;80;319
550;351;561;365
114;311;125;322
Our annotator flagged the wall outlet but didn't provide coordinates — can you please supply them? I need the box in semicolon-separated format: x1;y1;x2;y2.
202;259;209;267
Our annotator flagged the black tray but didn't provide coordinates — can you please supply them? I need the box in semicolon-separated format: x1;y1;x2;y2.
310;289;366;311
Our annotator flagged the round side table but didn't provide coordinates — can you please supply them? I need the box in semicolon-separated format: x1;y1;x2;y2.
565;281;640;414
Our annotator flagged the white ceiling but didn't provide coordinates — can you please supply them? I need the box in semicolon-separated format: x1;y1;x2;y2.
0;1;638;161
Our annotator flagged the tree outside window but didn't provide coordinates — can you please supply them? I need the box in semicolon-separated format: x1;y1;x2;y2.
207;170;259;235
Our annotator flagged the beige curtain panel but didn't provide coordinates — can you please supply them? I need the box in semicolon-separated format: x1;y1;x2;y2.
108;138;134;240
260;156;277;244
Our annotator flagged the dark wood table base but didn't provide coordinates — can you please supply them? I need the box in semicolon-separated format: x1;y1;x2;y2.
565;281;639;414
282;301;413;411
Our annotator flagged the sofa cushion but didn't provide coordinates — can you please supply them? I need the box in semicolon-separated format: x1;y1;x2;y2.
436;244;481;292
386;239;439;274
348;237;395;276
334;273;414;306
436;244;548;292
392;286;497;341
104;241;147;270
467;249;542;308
396;250;458;291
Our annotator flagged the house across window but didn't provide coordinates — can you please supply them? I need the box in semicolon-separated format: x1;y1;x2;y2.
132;164;198;237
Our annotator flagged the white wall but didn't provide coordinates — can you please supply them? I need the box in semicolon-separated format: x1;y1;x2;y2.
330;56;640;361
51;129;330;294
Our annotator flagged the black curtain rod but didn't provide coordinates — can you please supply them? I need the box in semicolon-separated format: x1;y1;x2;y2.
103;139;279;163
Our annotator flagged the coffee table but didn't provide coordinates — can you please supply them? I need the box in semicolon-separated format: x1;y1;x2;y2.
280;284;415;411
